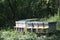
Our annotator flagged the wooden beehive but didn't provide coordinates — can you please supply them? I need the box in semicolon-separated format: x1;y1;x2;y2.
48;22;57;33
14;20;57;33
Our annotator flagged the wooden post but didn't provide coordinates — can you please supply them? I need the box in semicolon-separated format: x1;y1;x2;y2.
24;22;27;32
36;28;38;33
31;28;32;32
16;27;17;31
14;26;15;31
36;23;38;33
43;23;45;33
31;23;33;32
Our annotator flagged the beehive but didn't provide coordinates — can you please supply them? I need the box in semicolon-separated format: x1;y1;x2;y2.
14;19;57;33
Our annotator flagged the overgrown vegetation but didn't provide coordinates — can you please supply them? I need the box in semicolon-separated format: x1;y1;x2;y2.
0;30;60;40
40;13;59;22
0;31;37;40
0;0;59;29
0;0;60;40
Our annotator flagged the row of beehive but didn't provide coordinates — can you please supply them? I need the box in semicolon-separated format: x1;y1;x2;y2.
14;21;56;33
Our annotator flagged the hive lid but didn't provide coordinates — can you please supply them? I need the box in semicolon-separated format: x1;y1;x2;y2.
15;20;26;24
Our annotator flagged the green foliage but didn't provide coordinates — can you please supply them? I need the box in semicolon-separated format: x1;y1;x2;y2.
0;0;59;28
0;30;60;40
0;31;37;40
40;13;59;22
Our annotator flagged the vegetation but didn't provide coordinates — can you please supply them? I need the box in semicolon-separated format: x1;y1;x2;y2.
0;30;60;40
0;31;37;40
40;13;59;22
0;0;60;40
0;0;59;29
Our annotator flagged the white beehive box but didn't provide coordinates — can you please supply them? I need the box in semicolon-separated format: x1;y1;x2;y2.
15;20;26;28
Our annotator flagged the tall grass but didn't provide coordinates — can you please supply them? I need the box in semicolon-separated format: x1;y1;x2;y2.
0;30;60;40
0;30;37;40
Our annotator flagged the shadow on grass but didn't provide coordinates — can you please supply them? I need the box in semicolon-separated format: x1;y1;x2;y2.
0;38;4;40
55;30;60;36
37;30;60;37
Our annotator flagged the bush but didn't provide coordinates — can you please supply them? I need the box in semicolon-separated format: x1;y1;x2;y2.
0;30;60;40
0;31;37;40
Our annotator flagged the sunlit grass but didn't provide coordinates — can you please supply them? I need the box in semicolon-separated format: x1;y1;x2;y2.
0;30;60;40
40;13;59;22
0;30;37;40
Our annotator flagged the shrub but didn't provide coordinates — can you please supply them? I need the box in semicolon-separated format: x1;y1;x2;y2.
0;31;37;40
0;30;60;40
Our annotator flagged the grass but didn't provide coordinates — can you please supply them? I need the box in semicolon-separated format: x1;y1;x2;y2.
0;28;60;40
0;30;37;40
40;13;59;22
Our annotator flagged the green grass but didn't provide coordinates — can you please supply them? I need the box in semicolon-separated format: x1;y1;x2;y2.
0;30;60;40
40;13;59;22
0;30;37;40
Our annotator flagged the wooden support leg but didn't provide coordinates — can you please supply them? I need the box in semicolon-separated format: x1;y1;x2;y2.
16;28;17;31
31;28;33;32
